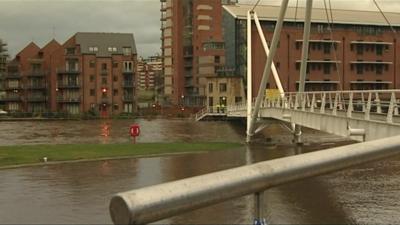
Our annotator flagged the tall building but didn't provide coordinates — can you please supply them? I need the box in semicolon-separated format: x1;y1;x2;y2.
0;39;8;109
160;0;237;106
137;56;162;91
2;32;138;116
223;4;400;96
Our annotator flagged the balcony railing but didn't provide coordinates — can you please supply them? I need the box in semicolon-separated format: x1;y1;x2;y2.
3;84;22;90
26;95;47;102
0;95;21;101
123;81;134;88
57;68;80;74
26;83;46;89
56;96;81;103
122;69;134;74
5;73;21;79
123;95;134;102
57;82;80;89
27;71;46;77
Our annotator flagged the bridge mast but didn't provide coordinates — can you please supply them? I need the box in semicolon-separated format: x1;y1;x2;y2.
247;0;313;142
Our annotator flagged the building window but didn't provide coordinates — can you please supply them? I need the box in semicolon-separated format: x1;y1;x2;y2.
356;45;363;55
113;104;119;110
215;56;220;63
102;78;107;84
323;44;331;54
102;92;107;98
376;45;383;55
219;83;227;92
276;62;280;69
357;64;363;74
90;103;96;109
113;62;118;68
376;65;383;74
208;83;213;93
90;60;95;68
323;64;331;74
89;46;98;52
113;89;118;96
90;75;95;82
235;97;243;103
208;97;213;107
123;47;132;56
66;48;75;55
90;89;95;96
296;42;301;50
296;63;300;70
102;63;107;70
113;76;118;82
123;61;133;72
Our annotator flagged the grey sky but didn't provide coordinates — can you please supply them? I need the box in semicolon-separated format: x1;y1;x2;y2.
1;0;399;58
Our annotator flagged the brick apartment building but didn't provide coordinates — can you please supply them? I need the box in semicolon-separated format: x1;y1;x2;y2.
160;0;237;106
0;32;137;116
223;4;400;97
137;56;162;91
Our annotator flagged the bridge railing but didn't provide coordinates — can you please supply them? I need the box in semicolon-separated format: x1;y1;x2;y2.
109;135;400;224
229;90;400;124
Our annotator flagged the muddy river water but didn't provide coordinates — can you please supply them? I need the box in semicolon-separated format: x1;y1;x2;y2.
0;118;399;224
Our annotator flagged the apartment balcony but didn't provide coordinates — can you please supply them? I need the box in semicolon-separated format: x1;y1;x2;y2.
57;68;80;75
122;69;134;75
56;96;81;103
123;95;134;102
26;83;46;89
26;95;47;102
0;95;21;102
3;84;22;90
4;73;22;79
123;81;135;88
27;71;46;77
184;62;193;68
57;82;80;89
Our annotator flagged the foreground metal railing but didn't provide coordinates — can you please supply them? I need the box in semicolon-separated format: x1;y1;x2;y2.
228;90;400;124
109;135;400;224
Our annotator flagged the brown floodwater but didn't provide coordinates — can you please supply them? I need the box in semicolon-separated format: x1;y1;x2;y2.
0;118;399;224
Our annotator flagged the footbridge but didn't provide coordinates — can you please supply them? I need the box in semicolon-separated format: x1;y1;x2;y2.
228;90;400;142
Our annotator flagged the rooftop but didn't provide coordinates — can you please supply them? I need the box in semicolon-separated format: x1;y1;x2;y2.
223;4;400;27
75;32;137;57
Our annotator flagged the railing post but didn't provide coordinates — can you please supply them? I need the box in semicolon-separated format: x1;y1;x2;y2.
347;92;353;118
361;92;366;112
387;92;396;123
301;93;306;111
310;93;316;112
320;93;326;114
365;92;372;120
254;192;265;224
328;92;333;109
375;92;382;114
333;93;338;116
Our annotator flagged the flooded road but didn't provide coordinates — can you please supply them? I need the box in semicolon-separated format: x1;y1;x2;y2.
0;119;399;224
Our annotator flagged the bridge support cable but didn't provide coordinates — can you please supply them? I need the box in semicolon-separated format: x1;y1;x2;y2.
246;10;253;142
247;0;290;142
253;12;285;98
298;0;313;93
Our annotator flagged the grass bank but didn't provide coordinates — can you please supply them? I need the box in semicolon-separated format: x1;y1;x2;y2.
0;142;243;168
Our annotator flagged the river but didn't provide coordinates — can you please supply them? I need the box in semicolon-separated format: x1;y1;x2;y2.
0;118;399;224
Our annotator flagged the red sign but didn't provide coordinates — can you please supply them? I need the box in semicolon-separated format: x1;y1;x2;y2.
130;124;140;137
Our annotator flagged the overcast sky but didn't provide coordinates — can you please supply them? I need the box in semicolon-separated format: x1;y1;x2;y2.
1;0;399;58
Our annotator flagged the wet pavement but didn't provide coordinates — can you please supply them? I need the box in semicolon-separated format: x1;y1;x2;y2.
0;118;399;224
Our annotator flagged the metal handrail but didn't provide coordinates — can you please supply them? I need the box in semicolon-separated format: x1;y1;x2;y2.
110;135;400;224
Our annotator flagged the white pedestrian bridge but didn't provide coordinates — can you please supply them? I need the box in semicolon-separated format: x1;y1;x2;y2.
197;89;400;142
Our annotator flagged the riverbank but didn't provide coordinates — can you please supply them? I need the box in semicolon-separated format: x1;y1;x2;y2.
0;142;243;169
